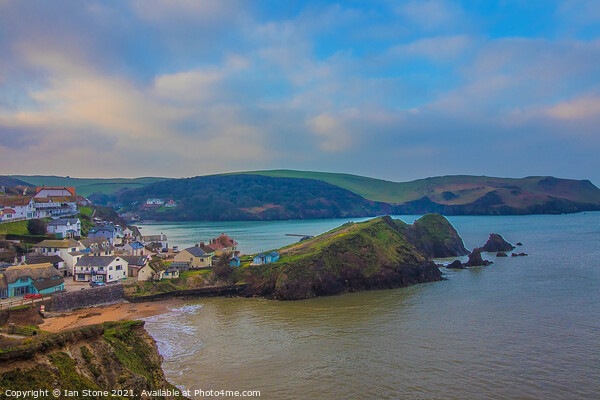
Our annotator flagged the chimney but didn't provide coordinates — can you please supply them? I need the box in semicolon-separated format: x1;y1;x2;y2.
195;243;199;247
200;242;205;247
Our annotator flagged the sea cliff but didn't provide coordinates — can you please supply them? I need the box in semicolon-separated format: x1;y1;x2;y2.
0;321;188;400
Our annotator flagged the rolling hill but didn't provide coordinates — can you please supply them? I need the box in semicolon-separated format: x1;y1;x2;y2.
7;171;600;218
8;175;166;197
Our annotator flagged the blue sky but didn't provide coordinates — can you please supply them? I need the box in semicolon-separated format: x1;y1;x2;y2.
1;0;599;183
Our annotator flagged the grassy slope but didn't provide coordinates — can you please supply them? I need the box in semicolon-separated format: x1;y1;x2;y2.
236;170;600;206
10;175;167;197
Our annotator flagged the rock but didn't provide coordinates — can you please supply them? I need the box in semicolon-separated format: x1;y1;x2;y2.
446;260;465;269
404;214;469;258
481;233;515;252
464;248;493;267
496;252;508;257
519;253;528;256
516;242;523;246
511;253;518;257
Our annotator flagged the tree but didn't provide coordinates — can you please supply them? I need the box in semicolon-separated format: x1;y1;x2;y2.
213;253;234;281
27;219;47;235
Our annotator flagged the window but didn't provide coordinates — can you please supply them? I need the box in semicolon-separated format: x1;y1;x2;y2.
20;277;29;283
116;265;122;271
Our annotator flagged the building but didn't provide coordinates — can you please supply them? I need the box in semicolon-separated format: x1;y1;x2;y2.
252;251;280;265
23;254;66;276
33;187;78;218
121;255;149;278
0;197;35;222
160;267;179;280
265;251;280;263
164;199;177;208
32;239;85;275
74;256;128;283
46;218;81;238
0;263;64;298
80;237;114;256
88;226;118;244
145;198;164;205
173;244;214;268
123;241;145;256
207;233;238;256
230;256;241;267
141;234;168;249
137;264;157;282
123;226;141;241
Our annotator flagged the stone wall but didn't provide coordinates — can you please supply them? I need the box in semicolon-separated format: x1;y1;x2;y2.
51;284;124;312
127;284;247;302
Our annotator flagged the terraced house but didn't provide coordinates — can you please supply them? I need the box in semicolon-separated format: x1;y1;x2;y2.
0;262;64;298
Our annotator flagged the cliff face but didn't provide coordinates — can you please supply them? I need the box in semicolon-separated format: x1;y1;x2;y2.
0;321;187;400
243;215;463;300
402;214;469;258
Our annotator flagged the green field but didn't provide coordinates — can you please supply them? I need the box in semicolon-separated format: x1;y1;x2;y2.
10;175;167;197
0;220;30;235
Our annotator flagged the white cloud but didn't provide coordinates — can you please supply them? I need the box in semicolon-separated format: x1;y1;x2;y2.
546;96;600;120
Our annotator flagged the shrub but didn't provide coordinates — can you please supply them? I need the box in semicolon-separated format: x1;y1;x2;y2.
27;219;47;236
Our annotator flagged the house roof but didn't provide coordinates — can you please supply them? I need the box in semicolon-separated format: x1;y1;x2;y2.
121;255;148;266
32;277;64;291
128;242;144;249
47;218;80;226
142;234;166;242
165;267;178;273
185;246;207;257
35;187;76;196
255;253;265;258
76;256;127;267
208;233;238;250
80;237;110;247
34;239;81;249
89;226;116;234
0;196;32;207
24;255;64;264
231;256;240;261
47;196;77;203
269;251;279;257
2;263;62;284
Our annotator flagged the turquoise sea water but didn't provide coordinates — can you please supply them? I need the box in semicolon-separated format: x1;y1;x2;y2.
142;213;600;399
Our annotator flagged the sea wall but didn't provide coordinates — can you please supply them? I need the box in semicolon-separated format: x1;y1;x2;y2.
51;284;124;312
127;284;247;302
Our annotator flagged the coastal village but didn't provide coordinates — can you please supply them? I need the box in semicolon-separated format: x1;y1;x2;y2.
0;186;279;303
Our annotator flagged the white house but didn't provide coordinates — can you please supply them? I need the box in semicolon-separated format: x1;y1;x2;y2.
47;218;81;238
145;198;164;205
32;239;85;275
141;234;168;249
74;255;128;283
80;237;114;256
33;187;78;218
0;197;35;222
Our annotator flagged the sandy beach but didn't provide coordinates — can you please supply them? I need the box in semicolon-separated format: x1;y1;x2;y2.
39;300;185;332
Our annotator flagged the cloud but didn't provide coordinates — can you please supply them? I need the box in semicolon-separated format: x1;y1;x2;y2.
396;0;465;31
546;96;600;120
388;35;474;62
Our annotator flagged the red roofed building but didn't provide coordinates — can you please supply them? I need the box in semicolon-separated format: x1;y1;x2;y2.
34;187;76;198
207;233;238;256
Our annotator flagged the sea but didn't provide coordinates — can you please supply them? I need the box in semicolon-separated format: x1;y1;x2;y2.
139;213;600;400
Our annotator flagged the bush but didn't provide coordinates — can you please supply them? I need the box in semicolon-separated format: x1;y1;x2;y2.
27;219;47;236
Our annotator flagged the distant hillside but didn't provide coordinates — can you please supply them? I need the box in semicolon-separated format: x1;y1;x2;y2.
237;170;600;215
118;174;392;221
0;176;33;188
9;175;166;197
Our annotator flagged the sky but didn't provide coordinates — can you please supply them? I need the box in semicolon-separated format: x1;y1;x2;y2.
1;0;599;184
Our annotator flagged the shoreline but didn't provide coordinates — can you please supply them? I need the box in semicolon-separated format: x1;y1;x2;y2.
39;299;186;332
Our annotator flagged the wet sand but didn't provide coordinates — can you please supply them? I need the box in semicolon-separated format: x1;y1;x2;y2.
39;300;184;332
